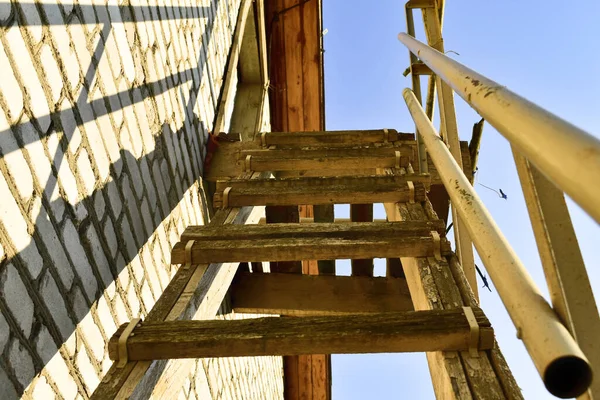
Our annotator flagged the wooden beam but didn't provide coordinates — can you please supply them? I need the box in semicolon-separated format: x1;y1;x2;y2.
108;309;494;360
259;217;389;224
213;0;253;133
230;83;263;142
350;204;374;276
214;175;428;207
422;4;477;299
265;0;330;396
261;129;414;147
242;145;414;172
238;3;261;83
91;201;263;399
383;168;521;399
205;138;470;182
230;272;414;315
180;220;445;241
171;223;452;264
217;173;430;191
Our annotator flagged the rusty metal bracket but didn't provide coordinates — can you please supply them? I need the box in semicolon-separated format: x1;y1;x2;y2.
463;306;480;357
260;132;267;148
222;187;232;209
430;231;442;260
117;318;141;368
184;240;195;267
407;181;415;203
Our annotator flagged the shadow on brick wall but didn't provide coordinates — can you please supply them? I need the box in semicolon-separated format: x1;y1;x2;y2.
0;0;232;396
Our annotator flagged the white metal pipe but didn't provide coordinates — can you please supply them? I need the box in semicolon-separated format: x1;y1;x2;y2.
403;88;592;399
398;33;600;225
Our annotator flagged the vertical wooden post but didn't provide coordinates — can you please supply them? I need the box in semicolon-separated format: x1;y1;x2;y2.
264;0;331;398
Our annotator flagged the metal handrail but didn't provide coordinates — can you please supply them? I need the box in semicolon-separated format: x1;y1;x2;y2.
398;33;600;225
402;88;592;398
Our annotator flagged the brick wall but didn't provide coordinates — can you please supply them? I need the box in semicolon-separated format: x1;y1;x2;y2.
0;1;282;398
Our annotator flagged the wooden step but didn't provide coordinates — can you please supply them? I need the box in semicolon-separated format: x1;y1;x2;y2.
213;174;430;207
241;145;416;172
259;129;414;148
170;221;450;264
230;272;414;316
206;137;471;183
108;308;494;360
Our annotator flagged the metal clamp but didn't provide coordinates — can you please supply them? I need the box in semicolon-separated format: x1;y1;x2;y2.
260;132;267;147
407;181;415;203
430;231;442;260
462;307;480;358
222;187;232;209
185;240;195;267
395;151;401;169
244;155;252;171
117;318;141;367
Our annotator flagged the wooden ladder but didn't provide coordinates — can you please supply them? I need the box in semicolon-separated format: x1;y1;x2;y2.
104;129;521;399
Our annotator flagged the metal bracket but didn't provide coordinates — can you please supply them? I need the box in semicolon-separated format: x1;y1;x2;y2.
407;181;415;203
222;187;232;209
430;231;442;260
185;240;195;267
244;155;252;171
395;151;401;169
463;306;480;358
260;132;267;148
117;318;141;367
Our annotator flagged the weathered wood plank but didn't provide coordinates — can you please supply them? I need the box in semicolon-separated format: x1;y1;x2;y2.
238;3;261;83
262;129;414;147
91;205;262;399
205;138;470;183
243;149;412;172
447;255;524;399
230;272;414;315
243;145;415;161
171;235;452;264
214;180;427;207
213;0;253;133
180;220;446;241
216;173;431;192
108;309;494;360
266;0;331;396
383;167;514;399
229;84;263;141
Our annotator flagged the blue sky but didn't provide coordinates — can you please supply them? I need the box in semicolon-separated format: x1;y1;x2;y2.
323;1;600;398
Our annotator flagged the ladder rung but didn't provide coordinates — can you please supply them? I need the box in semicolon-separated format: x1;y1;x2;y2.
171;221;450;264
240;146;415;172
230;272;414;316
108;308;494;361
214;174;429;207
406;0;435;9
260;129;414;148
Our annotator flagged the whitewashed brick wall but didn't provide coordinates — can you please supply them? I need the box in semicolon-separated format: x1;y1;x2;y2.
0;0;283;398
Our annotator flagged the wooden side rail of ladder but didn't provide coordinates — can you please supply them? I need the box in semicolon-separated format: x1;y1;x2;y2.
99;129;522;400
